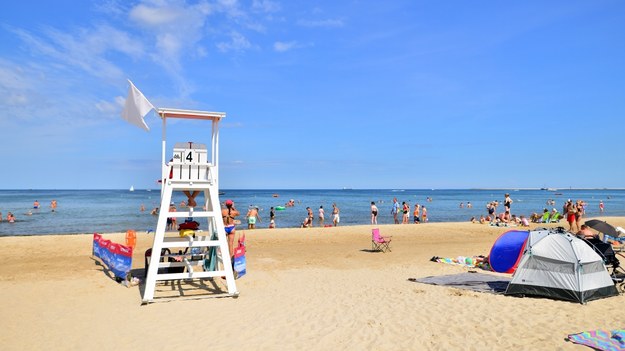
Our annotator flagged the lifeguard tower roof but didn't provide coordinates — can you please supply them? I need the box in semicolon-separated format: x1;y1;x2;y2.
157;108;225;121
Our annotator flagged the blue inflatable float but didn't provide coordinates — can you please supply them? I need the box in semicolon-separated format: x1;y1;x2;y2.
489;230;529;273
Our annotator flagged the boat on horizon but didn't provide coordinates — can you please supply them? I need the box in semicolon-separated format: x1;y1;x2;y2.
129;185;134;192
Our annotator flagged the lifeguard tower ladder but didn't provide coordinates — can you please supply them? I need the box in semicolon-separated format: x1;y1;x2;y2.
142;108;238;303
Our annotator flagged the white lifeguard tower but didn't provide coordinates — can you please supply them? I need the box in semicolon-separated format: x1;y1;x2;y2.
142;108;238;303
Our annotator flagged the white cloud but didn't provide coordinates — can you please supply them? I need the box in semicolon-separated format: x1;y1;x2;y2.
96;96;125;115
273;41;298;52
10;25;141;83
297;18;344;28
252;0;280;13
217;31;252;52
130;4;187;27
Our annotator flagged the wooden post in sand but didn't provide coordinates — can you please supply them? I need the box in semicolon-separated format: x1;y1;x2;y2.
142;108;238;303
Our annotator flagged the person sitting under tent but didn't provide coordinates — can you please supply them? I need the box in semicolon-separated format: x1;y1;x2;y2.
577;224;597;240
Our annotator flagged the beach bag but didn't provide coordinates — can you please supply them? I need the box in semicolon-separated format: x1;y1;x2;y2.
233;233;246;278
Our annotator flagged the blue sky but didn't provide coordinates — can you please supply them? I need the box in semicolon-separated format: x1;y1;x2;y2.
1;0;624;190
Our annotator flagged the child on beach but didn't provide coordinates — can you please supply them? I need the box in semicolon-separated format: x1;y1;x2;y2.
413;204;420;224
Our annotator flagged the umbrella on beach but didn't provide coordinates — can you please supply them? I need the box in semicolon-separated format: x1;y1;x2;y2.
584;219;619;237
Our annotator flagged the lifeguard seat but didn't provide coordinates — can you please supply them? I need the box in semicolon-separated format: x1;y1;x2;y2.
167;142;213;183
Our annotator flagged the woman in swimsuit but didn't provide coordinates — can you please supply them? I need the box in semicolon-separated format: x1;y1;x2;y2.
504;194;512;212
222;200;240;260
370;201;378;224
332;203;340;227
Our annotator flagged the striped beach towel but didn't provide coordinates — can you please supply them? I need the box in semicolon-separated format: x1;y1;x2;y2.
567;329;625;351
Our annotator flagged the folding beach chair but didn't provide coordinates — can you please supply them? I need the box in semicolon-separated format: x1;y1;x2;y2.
372;228;392;253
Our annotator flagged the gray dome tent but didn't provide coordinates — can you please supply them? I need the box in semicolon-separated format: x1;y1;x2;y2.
505;229;618;304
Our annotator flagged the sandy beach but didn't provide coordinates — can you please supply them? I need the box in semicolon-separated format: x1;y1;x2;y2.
2;218;624;350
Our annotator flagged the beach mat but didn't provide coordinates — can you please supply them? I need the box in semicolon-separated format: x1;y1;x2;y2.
567;329;625;351
409;272;511;294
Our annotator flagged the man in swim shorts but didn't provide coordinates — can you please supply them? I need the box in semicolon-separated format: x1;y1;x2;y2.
246;206;260;229
222;200;240;260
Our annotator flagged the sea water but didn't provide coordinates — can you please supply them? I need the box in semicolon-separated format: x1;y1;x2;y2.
0;188;624;236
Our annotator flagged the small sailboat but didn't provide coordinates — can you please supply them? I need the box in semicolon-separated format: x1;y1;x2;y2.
129;185;135;192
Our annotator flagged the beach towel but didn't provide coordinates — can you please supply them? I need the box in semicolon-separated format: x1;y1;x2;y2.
430;255;491;271
567;329;625;351
409;272;511;294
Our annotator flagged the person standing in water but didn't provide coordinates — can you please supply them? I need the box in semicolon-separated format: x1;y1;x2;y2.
370;201;378;224
391;198;400;224
332;203;340;226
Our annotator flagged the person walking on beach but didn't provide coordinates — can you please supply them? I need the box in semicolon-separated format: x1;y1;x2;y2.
371;201;378;224
222;200;240;261
402;201;410;224
269;207;276;229
413;204;421;224
565;200;578;233
246;206;260;229
332;203;340;226
391;198;400;224
422;206;428;223
504;194;513;213
167;202;177;230
318;206;325;226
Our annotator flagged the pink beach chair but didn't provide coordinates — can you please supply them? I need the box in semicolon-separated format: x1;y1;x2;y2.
372;228;392;253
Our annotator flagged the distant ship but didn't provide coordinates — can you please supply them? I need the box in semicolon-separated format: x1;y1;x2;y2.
129;185;134;192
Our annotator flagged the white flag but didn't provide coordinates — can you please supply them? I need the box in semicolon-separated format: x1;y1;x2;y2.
121;80;154;131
